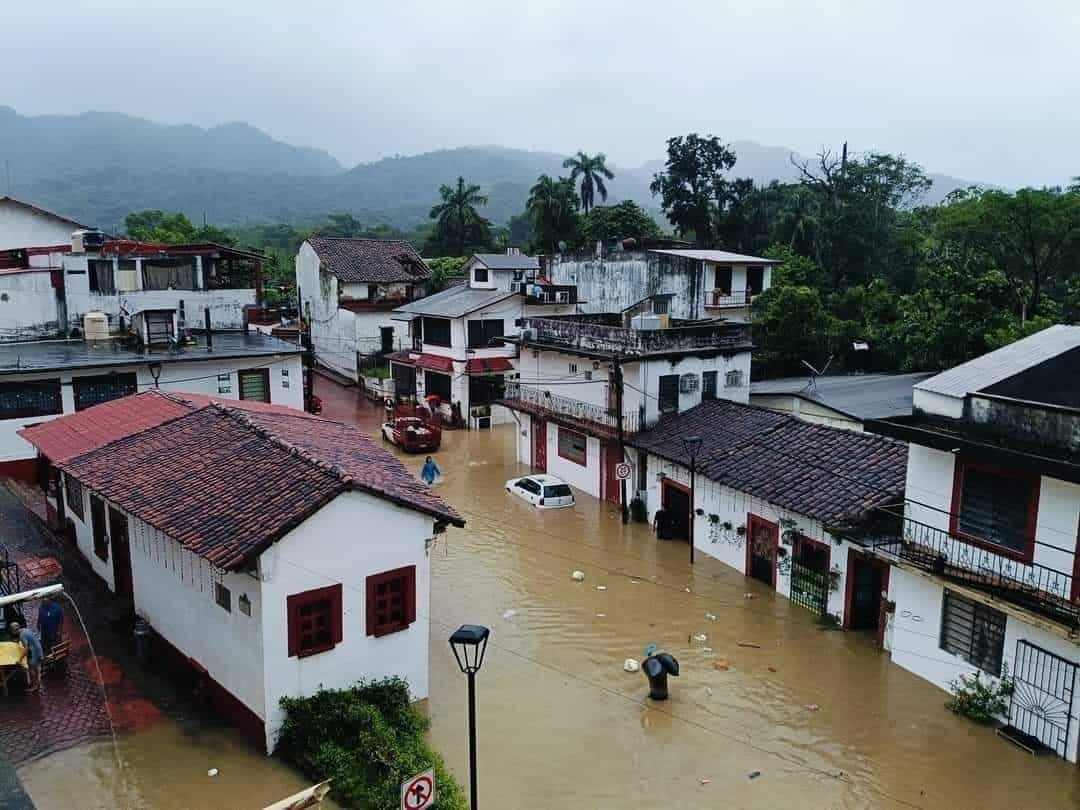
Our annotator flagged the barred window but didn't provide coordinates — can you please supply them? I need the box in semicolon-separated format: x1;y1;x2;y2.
64;474;85;521
725;369;744;388
0;380;62;420
940;590;1005;674
73;373;137;411
954;461;1037;557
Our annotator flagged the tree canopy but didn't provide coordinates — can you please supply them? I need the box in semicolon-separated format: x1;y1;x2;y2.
427;176;493;256
562;152;615;215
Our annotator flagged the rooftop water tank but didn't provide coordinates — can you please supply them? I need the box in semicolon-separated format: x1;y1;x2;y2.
83;311;110;342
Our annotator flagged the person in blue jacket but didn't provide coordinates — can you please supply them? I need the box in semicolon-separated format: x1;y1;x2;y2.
420;456;441;485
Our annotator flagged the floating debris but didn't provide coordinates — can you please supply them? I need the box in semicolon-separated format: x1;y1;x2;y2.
744;593;755;599
502;609;517;620
748;770;761;780
700;778;712;785
805;703;820;712
572;570;585;581
737;641;761;648
596;585;607;591
207;769;219;777
705;613;717;621
767;666;777;673
692;633;707;643
701;647;713;653
714;658;730;672
685;587;692;593
624;658;640;673
596;613;606;618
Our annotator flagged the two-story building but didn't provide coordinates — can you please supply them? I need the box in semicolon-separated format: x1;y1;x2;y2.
0;320;304;480
21;393;463;753
498;301;754;503
295;237;431;381
389;251;577;428
546;248;777;323
863;325;1080;762
0;195;87;251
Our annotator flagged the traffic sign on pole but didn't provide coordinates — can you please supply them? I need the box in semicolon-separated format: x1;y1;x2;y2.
401;769;436;810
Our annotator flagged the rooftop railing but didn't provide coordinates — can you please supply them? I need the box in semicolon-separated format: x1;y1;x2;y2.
520;316;750;357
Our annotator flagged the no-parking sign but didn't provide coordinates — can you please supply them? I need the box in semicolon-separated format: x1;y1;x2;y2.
401;768;436;810
615;462;633;480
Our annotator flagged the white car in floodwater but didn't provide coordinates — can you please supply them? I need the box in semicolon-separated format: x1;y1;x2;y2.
505;474;576;509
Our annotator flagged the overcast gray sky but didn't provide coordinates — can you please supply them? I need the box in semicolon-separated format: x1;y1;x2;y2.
5;1;1078;187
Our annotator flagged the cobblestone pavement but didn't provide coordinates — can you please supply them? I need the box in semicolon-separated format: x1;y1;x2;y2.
0;482;166;766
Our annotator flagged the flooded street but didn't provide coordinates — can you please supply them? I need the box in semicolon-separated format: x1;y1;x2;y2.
15;384;1080;808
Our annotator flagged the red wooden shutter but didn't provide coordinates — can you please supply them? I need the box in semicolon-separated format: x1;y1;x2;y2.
404;565;416;625
329;583;343;645
365;574;378;637
286;593;300;657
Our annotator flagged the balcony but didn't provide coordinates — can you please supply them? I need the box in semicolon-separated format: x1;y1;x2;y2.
340;294;420;313
499;381;640;438
854;510;1078;630
519;316;751;358
704;289;751;309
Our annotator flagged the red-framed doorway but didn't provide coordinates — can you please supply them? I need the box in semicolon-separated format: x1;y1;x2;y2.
745;513;778;589
843;548;890;646
532;417;547;472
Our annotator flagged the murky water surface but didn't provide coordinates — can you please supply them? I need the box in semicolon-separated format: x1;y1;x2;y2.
19;391;1080;808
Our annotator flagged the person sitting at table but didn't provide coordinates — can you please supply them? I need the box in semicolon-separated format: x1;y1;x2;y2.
9;622;43;693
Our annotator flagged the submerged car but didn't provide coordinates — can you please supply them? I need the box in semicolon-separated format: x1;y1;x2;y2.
381;416;441;453
505;474;576;509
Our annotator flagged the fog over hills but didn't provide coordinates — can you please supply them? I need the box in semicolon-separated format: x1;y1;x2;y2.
0;107;982;230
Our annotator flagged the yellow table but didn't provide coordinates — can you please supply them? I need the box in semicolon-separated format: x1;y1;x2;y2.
0;641;26;696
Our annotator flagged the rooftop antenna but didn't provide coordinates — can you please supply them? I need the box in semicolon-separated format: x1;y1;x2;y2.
800;355;833;395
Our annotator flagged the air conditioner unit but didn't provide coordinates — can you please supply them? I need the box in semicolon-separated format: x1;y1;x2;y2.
679;373;699;393
555;291;570;304
521;328;536;342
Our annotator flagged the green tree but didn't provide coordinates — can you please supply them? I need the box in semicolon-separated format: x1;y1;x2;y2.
428;176;491;256
425;256;468;292
752;284;836;376
124;209;237;245
526;174;579;253
650;134;737;247
578;200;660;247
562;151;615;215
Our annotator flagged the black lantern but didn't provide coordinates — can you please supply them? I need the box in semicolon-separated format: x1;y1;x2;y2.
681;435;703;565
449;624;490;809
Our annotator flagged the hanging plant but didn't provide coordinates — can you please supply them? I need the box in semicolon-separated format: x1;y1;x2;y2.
827;566;842;592
694;507;705;516
722;520;733;531
708;513;720;524
735;524;746;536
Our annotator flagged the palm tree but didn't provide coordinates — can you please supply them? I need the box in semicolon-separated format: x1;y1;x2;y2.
429;176;489;256
526;174;579;253
562;151;615;215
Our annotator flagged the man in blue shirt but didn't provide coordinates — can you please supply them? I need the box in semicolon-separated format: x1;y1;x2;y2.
10;622;43;692
420;456;441;486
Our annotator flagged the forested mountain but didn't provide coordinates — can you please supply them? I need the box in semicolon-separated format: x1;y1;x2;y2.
0;107;981;229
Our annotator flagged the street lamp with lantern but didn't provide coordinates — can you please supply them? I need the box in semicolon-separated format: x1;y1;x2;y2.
449;624;490;810
681;434;703;565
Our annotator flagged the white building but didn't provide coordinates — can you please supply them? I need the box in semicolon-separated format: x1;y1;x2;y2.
628;399;907;627
0;195;86;251
499;297;754;503
748;372;934;432
295;237;432;381
22;393;463;752
546;248;777;323
0;325;303;480
390;251;576;428
866;325;1080;762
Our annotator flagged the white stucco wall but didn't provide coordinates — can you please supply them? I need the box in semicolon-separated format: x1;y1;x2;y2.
1;353;303;463
0;200;79;251
258;491;434;751
0;269;61;340
61;472;116;590
643;454;852;621
632;351;752;427
545;424;604;499
887;567;1080;762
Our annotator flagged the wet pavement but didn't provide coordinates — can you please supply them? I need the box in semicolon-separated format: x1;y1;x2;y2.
12;378;1080;808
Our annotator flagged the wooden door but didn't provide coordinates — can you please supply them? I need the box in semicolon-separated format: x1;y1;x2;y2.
602;441;621;505
533;417;547;472
746;514;778;588
109;507;133;600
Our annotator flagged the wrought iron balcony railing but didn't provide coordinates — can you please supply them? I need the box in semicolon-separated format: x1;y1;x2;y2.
705;289;751;308
500;381;640;436
857;514;1078;629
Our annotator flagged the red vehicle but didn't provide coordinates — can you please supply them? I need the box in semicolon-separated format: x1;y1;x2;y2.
381;416;442;453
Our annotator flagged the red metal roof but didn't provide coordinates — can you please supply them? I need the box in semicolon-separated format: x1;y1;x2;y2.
414;353;454;374
464;357;514;374
18;390;315;463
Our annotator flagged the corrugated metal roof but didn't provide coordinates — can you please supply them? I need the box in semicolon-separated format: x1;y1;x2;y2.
471;253;540;270
915;325;1080;398
392;284;516;319
750;372;934;420
649;249;779;264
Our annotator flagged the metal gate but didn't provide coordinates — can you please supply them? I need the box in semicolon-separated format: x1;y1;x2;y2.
789;560;828;616
1008;640;1076;759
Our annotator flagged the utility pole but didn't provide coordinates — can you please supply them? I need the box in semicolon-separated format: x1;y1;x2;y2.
613;354;628;525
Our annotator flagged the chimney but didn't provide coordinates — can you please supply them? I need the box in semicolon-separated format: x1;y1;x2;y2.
205;307;213;350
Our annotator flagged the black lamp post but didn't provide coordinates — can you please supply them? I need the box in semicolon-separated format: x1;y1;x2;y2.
449;624;490;810
681;435;703;564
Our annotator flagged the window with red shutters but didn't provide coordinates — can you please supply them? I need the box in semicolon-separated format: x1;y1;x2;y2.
366;566;416;637
287;584;343;658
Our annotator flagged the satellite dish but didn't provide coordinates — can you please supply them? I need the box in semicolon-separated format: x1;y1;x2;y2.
800;355;833;395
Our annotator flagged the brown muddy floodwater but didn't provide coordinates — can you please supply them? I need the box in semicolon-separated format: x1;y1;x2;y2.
18;412;1080;809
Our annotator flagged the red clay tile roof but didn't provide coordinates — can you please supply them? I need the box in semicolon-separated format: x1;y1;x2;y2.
464;357;514;374
307;237;431;284
58;405;463;570
18;390;314;463
629;400;907;525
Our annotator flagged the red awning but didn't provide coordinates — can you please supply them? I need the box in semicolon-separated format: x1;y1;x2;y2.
464;357;514;375
414;353;455;374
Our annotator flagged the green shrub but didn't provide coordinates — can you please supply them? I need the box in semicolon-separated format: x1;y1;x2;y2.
276;677;467;809
945;665;1013;724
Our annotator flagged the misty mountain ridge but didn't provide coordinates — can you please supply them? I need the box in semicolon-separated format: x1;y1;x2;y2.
0;107;981;231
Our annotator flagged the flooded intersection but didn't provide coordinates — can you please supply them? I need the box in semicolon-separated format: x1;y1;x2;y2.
14;387;1080;809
